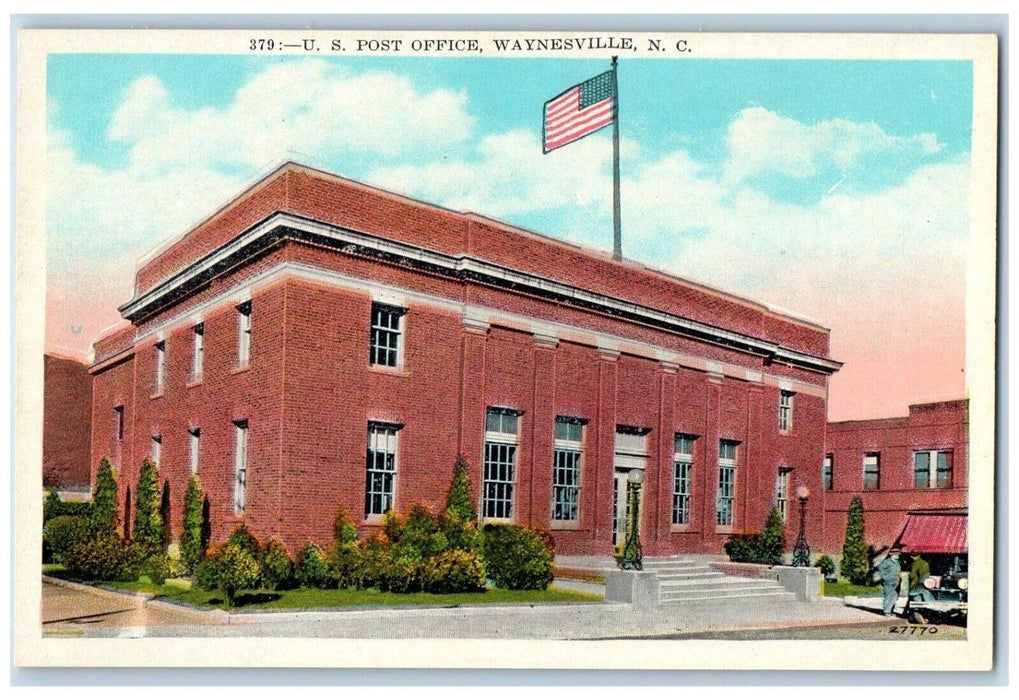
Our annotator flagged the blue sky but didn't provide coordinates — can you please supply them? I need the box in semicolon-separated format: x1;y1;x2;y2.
45;54;974;419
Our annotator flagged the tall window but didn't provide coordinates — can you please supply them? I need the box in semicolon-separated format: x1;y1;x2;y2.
863;453;881;491
775;467;792;520
716;440;739;526
365;422;399;517
369;303;405;367
191;323;204;381
552;417;583;521
154;340;166;393
914;450;953;489
823;454;834;491
150;434;162;467
237;301;252;366
189;427;201;475
483;408;520;520
114;405;124;441
234;419;248;514
778;390;794;431
672;434;695;525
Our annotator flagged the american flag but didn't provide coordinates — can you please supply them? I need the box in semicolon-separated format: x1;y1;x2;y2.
543;70;616;153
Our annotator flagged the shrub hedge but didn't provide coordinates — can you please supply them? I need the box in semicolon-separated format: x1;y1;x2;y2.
420;549;486;594
479;523;554;590
260;539;294;591
44;515;93;564
62;531;139;581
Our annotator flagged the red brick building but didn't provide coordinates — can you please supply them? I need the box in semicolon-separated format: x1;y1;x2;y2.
43;352;93;495
87;162;842;556
821;399;968;556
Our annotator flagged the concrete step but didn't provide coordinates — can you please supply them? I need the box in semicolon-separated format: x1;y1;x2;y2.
659;575;770;589
661;583;788;597
660;589;796;604
652;570;725;578
642;562;714;573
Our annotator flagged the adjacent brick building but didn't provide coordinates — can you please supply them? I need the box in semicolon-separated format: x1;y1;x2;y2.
821;399;968;557
43;352;93;496
86;162;843;556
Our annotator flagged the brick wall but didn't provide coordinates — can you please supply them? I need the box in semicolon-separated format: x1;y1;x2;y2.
43;354;93;489
820;399;968;553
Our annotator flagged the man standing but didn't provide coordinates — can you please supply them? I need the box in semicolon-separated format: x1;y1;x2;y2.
908;553;934;605
876;549;902;617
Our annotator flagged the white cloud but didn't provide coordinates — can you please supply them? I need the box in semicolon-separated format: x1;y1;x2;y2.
107;61;474;174
723;106;943;183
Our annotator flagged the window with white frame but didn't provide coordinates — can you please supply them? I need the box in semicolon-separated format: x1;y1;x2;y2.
863;453;880;491
823;454;834;491
191;323;204;380
775;467;792;520
150;434;162;467
672;434;695;525
233;419;248;514
365;422;400;517
716;439;739;526
154;341;166;393
914;450;953;489
369;303;405;367
552;417;584;521
483;408;520;520
189;427;201;475
237;301;252;366
779;390;794;431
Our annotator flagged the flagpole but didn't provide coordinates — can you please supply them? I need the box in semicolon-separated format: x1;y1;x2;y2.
611;56;622;261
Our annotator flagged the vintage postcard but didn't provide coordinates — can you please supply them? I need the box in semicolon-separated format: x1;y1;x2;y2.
14;28;998;670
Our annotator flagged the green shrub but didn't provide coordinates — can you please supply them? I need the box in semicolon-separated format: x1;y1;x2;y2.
294;542;332;588
723;533;765;563
760;507;786;565
841;496;870;585
141;553;169;585
479;524;554;590
180;476;205;574
91;458;119;534
227;523;262;558
421;549;487;594
378;544;423;593
194;550;222;592
401;504;448;558
44;491;92;523
44;515;93;563
217;543;261;605
260;539;294;591
358;536;389;590
815;554;837;579
132;459;162;554
326;541;364;589
62;531;138;581
381;510;404;543
332;505;357;545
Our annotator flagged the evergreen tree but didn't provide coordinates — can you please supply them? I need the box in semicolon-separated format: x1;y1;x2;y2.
180;476;205;573
160;479;172;550
841;496;869;585
443;456;477;550
91;457;119;534
445;455;476;521
133;459;163;554
760;506;786;565
332;505;357;544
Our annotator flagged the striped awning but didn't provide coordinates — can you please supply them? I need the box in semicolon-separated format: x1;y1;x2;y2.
897;513;968;554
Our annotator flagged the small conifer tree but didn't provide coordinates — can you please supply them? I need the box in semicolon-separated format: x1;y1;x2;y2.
91;457;119;534
133;459;163;554
760;506;786;565
445;455;476;522
841;496;869;585
180;476;205;573
332;505;357;544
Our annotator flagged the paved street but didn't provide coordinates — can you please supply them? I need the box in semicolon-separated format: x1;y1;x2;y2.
41;576;887;640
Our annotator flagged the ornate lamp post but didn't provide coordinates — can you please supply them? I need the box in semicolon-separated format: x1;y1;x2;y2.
791;485;811;567
620;469;645;570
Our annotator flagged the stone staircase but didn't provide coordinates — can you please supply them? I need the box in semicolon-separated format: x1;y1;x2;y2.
642;557;796;605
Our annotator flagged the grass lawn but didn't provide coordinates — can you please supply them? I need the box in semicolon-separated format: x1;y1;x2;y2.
44;565;602;610
823;579;881;597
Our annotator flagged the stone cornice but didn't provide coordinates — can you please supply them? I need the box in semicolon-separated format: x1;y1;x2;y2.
118;212;842;376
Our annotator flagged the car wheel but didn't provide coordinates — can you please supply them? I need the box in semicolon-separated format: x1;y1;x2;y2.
911;611;928;625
